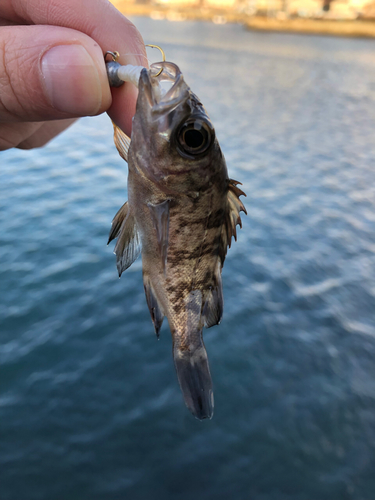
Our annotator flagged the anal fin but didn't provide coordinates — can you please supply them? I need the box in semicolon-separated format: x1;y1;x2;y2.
143;275;165;337
203;278;224;328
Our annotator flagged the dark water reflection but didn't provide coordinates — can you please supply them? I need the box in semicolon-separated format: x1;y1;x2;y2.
1;18;375;500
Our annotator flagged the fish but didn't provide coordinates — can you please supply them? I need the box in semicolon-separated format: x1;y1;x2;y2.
108;61;246;420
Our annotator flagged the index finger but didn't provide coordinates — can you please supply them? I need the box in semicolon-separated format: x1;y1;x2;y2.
1;0;147;133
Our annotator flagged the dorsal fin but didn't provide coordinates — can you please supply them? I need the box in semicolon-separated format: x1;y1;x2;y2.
108;201;128;244
143;274;165;338
147;200;170;273
219;179;247;265
112;210;141;277
113;122;131;163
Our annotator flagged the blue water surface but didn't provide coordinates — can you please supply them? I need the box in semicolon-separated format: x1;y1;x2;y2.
1;18;375;500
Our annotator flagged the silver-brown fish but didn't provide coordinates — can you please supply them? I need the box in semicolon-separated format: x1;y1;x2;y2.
108;62;246;420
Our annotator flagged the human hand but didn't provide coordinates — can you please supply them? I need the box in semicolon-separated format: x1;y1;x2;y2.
0;0;146;150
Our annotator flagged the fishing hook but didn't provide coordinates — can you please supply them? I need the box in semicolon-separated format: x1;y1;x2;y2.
145;44;165;77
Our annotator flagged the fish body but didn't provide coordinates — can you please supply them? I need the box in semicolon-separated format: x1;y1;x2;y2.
109;62;246;419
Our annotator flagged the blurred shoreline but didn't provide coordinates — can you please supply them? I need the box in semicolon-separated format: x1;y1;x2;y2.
246;16;375;37
113;2;375;38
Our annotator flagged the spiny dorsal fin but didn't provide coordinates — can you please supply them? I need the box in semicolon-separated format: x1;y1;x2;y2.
108;201;128;244
147;200;170;273
143;275;165;338
219;179;247;265
112;211;141;277
113;122;131;163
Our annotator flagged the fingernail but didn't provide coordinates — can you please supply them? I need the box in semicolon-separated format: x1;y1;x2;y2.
41;45;102;115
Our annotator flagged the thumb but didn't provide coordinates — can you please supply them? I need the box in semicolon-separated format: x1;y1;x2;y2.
0;25;111;122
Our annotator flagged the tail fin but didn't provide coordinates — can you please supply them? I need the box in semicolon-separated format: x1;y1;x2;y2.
173;341;214;420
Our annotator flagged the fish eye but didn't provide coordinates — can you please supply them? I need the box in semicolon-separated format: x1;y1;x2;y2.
177;118;213;157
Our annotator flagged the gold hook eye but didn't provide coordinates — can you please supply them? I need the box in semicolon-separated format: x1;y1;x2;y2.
145;44;165;77
104;51;120;62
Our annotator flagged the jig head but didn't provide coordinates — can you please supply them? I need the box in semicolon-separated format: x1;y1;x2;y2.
104;45;166;87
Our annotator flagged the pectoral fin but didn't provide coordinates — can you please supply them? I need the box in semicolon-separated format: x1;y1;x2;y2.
147;200;170;273
108;201;128;244
113;123;131;162
112;211;141;277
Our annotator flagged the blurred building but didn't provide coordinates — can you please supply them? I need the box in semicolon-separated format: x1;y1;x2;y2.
245;0;374;18
205;0;238;7
320;0;371;18
152;0;200;5
250;0;373;17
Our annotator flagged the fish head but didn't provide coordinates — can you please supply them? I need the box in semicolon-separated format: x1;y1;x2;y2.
130;62;225;193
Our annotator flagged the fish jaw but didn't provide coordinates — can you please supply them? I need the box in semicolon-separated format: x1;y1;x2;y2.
136;62;190;122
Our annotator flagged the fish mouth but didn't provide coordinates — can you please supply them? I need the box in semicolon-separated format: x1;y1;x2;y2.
140;62;188;114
